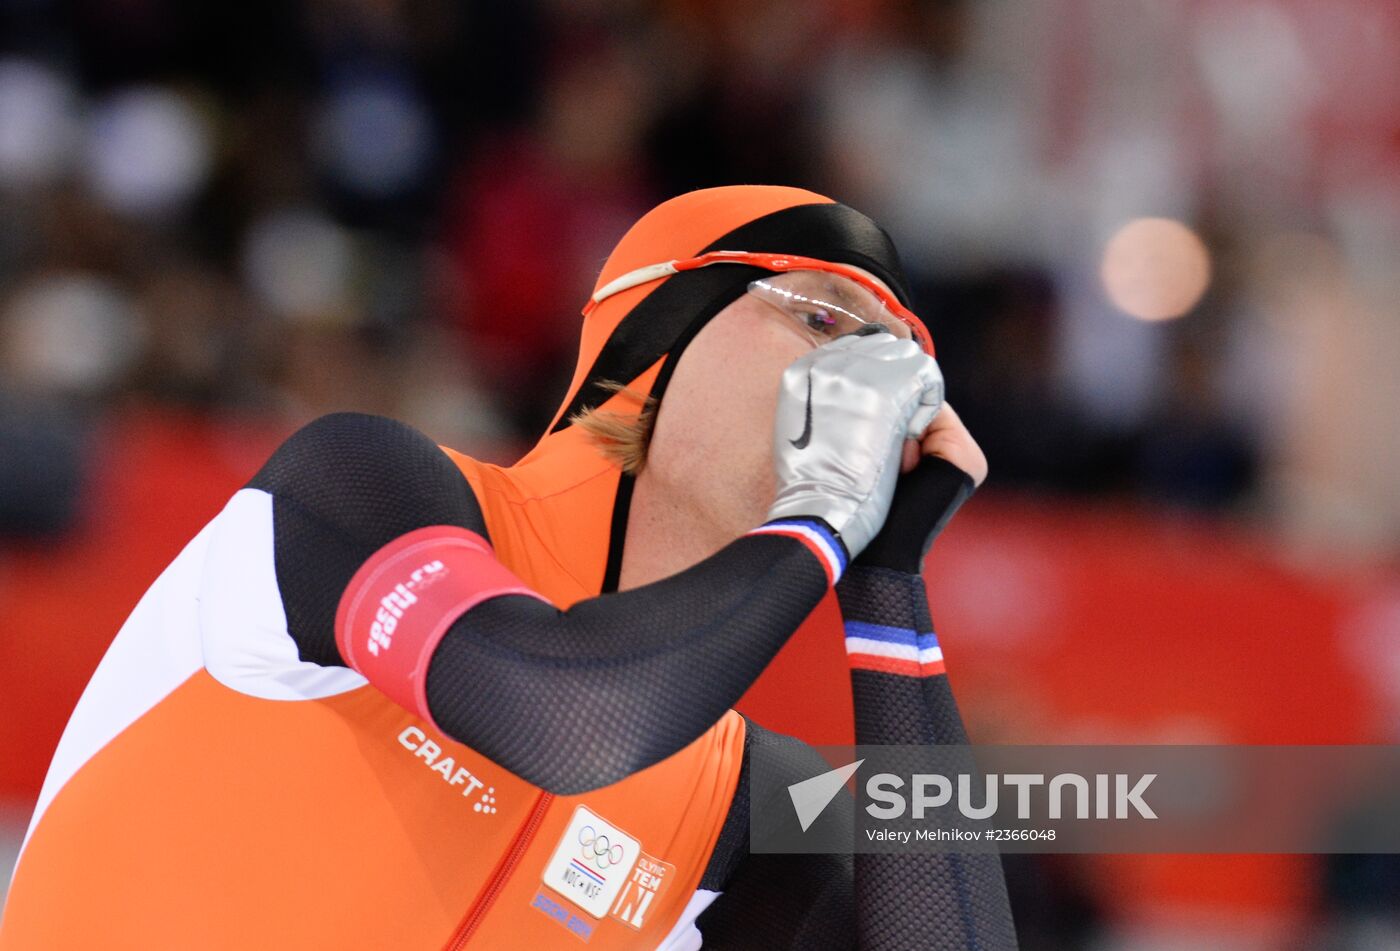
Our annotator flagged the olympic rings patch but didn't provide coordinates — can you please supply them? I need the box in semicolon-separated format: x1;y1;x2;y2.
578;824;626;869
543;805;642;918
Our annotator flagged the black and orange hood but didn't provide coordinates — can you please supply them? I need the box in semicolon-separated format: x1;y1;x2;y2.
443;183;911;650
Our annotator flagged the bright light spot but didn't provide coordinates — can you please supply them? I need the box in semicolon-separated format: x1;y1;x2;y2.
241;208;353;322
1100;217;1212;321
84;86;212;217
0;58;80;187
3;274;144;393
312;78;433;198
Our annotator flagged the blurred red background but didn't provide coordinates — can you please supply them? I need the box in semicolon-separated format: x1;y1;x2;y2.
3;0;1399;947
2;408;1394;948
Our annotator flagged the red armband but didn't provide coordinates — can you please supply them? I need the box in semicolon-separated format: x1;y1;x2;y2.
334;525;543;728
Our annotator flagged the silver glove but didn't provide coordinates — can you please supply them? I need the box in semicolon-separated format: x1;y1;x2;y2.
765;332;944;558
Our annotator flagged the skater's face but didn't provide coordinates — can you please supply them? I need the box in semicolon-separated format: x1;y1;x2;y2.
644;265;898;538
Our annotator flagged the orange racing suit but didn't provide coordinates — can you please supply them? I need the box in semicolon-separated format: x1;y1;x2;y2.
1;186;1017;950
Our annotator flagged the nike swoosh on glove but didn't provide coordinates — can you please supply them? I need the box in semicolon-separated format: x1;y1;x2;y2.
765;332;944;559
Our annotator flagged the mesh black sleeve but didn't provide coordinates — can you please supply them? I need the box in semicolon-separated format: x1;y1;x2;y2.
694;569;1019;950
695;720;857;950
246;412;832;794
839;565;1019;951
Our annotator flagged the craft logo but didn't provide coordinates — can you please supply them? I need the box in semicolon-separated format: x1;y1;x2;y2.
542;806;640;919
395;726;497;814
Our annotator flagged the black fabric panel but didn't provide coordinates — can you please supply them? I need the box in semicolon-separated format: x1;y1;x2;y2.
696;717;847;895
695;722;858;950
695;682;1017;950
697;718;755;894
599;470;634;595
837;565;935;638
851;671;969;749
856;851;1018;951
837;566;1019;950
250;414;833;795
247;412;488;668
697;852;857;950
425;532;828;794
856;456;976;574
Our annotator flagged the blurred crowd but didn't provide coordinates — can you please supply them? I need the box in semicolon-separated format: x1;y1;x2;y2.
2;1;1400;946
2;0;1399;557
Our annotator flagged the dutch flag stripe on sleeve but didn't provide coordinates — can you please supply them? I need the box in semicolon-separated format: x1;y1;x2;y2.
746;517;849;585
844;620;945;676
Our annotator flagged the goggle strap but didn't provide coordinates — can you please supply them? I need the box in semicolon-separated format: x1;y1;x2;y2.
586;252;934;356
590;261;681;306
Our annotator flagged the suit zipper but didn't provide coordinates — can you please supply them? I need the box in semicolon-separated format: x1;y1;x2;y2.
444;790;554;950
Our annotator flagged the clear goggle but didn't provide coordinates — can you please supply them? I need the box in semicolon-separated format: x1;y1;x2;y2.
586;250;934;356
745;271;914;349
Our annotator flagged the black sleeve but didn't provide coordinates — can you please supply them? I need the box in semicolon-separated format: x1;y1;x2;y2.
689;450;1016;950
839;565;1019;951
693;570;1020;950
247;412;832;794
694;720;857;951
